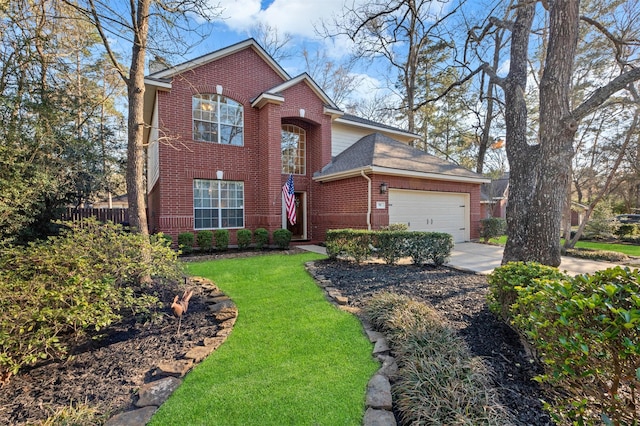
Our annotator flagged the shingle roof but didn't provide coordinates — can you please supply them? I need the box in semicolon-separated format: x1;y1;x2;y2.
338;114;415;135
480;173;510;201
315;133;485;181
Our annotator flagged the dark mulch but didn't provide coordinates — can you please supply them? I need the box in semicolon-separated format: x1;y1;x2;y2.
0;280;217;425
313;259;554;426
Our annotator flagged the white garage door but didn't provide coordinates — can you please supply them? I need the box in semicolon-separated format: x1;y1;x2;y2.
388;189;470;242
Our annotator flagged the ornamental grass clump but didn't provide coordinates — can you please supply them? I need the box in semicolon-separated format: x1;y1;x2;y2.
365;293;513;425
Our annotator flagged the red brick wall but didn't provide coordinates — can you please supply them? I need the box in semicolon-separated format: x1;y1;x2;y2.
312;174;483;242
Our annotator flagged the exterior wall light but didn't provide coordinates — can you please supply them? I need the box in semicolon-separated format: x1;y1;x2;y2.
380;182;388;194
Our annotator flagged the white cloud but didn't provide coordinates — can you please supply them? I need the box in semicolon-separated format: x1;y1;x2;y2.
214;0;355;41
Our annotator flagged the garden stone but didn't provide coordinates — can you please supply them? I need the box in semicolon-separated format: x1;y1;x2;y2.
365;329;385;343
334;295;348;305
372;338;390;356
363;407;396;426
203;336;226;349
135;377;182;407
156;359;193;378
366;374;392;410
184;345;216;363
105;406;157;426
377;355;398;380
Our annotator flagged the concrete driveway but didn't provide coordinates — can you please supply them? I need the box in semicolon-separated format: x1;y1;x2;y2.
449;242;627;276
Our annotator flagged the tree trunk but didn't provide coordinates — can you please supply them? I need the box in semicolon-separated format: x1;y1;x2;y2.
126;0;149;237
503;0;580;266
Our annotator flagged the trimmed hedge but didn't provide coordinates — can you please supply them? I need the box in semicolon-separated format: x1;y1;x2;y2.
479;217;506;242
196;230;213;252
254;228;269;249
214;229;229;251
326;229;453;265
273;228;292;249
177;232;195;254
237;229;252;250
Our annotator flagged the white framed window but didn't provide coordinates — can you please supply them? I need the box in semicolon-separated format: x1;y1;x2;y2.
193;94;243;146
193;179;244;229
281;124;306;175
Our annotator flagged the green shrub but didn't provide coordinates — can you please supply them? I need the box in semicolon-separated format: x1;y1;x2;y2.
584;204;618;239
273;228;292;249
373;231;406;264
151;232;173;248
196;230;213;252
615;223;638;238
564;247;628;263
364;293;513;425
479;217;506;242
178;232;195;254
254;228;269;250
487;262;568;323
512;267;640;425
214;229;229;251
325;229;372;263
381;223;409;231
0;219;182;377
237;229;252;250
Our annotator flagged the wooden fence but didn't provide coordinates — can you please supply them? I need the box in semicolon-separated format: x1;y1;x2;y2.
62;207;129;224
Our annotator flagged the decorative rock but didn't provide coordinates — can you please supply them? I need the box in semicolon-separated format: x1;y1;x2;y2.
216;327;232;337
208;299;236;312
135;377;182;407
184;345;215;363
365;329;385;343
203;336;226;350
324;286;338;293
328;290;342;299
377;355;399;380
105;406;158;426
334;295;348;305
338;305;361;314
204;295;230;304
366;374;393;410
318;279;332;287
218;318;236;329
363;407;397;426
372;338;390;356
156;359;193;378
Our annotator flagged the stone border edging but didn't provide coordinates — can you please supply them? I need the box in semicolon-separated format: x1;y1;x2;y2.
305;261;398;426
105;277;237;426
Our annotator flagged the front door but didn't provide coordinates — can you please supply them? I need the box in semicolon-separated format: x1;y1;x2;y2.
287;192;305;240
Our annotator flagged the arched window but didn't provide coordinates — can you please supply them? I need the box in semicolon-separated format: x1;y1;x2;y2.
281;124;306;175
192;94;243;146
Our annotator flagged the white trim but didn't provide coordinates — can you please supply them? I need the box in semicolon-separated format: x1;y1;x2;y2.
334;117;419;140
263;73;339;110
251;92;285;109
313;166;490;184
148;39;290;81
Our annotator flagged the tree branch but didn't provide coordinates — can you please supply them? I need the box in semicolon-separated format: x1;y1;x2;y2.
572;67;640;121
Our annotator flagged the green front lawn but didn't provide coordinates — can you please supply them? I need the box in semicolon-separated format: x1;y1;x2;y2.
488;235;640;257
150;252;378;425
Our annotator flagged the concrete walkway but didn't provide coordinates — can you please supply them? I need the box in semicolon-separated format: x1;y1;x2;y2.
449;242;625;276
299;243;627;276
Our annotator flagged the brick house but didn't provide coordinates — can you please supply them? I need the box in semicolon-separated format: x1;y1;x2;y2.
143;39;488;245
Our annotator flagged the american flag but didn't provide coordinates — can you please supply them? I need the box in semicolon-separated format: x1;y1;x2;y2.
282;174;296;225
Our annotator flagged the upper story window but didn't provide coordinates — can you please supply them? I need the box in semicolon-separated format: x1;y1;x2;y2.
281;124;306;175
193;94;243;146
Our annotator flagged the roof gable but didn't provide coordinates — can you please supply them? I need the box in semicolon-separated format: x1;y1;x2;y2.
314;133;488;184
147;38;290;81
251;73;338;110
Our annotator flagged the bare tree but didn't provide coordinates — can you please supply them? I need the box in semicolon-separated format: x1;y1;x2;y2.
248;22;293;62
324;0;465;133
64;0;220;237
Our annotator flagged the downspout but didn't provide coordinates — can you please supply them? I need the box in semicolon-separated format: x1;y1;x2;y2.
361;170;372;230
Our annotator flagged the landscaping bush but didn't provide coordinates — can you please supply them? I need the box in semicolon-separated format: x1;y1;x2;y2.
0;219;182;377
325;229;453;265
564;247;628;263
196;230;213;252
254;228;269;249
615;223;638;238
214;229;229;251
364;293;513;425
584;204;618;240
178;232;195;254
511;267;640;425
381;223;409;231
151;232;173;248
479;217;506;242
273;228;292;249
325;229;372;263
237;229;252;250
487;262;568;323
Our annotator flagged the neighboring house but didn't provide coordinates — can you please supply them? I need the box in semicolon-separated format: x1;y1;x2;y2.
480;174;509;219
92;194;129;209
143;39;488;245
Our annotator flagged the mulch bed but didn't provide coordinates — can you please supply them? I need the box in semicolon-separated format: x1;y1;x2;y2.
312;259;555;425
0;280;217;425
1;250;554;425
